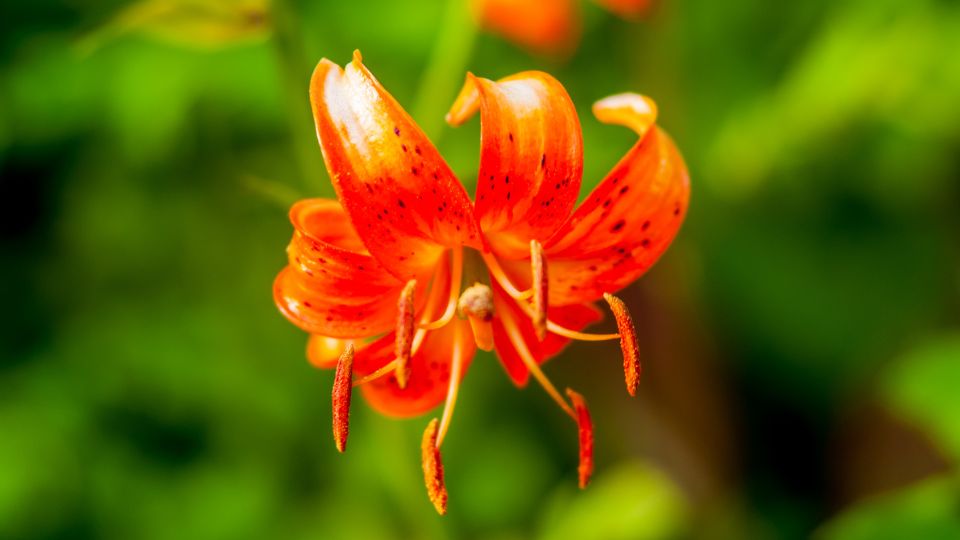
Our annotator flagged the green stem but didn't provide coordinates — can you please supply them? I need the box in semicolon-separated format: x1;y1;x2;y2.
269;0;329;194
410;0;478;142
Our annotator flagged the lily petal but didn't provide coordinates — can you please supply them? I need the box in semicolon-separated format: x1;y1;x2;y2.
491;282;602;386
306;335;359;369
357;318;476;418
545;96;690;305
274;198;422;338
448;71;583;258
310;51;482;279
472;0;580;54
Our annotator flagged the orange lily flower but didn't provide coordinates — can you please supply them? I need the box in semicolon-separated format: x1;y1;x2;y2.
473;0;653;54
274;51;689;514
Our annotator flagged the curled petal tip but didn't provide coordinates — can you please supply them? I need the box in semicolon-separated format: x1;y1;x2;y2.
565;388;594;489
446;73;481;127
332;343;355;453
603;293;641;396
421;418;448;515
593;93;658;138
395;279;417;389
352;49;363;64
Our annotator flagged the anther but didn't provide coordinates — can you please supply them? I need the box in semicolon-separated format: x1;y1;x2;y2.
530;240;548;341
395;279;417;389
421;418;448;515
332;344;355;453
603;293;641;396
566;388;594;489
458;283;494;351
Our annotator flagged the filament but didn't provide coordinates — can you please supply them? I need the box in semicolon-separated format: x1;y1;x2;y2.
436;330;467;447
499;303;576;420
419;249;464;330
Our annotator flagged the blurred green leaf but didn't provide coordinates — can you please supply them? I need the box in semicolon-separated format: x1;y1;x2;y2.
537;460;688;540
882;334;960;461
817;475;960;540
79;0;271;53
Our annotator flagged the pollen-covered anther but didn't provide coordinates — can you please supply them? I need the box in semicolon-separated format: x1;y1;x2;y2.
458;283;495;351
332;343;355;453
530;240;548;342
566;388;594;489
602;293;641;396
395;279;417;389
421;418;448;515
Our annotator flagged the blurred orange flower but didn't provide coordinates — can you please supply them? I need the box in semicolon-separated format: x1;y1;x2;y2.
274;51;688;514
473;0;653;54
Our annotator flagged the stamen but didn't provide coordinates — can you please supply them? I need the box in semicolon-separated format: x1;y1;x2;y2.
603;293;641;396
332;344;355;453
458;283;495;351
530;240;547;342
421;418;448;515
419;249;463;330
395;279;417;389
499;304;576;420
565;388;594;489
483;251;621;343
481;251;529;300
436;327;468;446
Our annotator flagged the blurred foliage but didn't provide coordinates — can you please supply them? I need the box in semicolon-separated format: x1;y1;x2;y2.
1;0;959;538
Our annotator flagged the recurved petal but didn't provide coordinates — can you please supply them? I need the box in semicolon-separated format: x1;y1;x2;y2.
545;95;690;305
472;0;580;54
448;71;583;259
357;318;476;418
490;283;602;386
307;335;359;369
274;198;419;339
310;52;482;279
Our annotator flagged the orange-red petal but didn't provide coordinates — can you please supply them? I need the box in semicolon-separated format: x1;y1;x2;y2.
566;388;594;489
448;71;583;258
545;98;690;304
490;282;602;386
307;335;358;369
274;198;415;338
472;0;580;54
357;318;476;417
309;52;481;279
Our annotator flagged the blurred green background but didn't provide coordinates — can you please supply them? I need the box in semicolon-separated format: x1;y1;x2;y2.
2;0;959;538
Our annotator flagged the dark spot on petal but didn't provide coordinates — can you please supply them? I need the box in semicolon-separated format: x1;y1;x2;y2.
588;265;597;271
398;199;406;208
506;192;511;200
508;132;514;142
642;220;651;231
411;167;419;175
505;176;510;184
303;301;312;308
610;219;626;233
619;186;629;195
415;146;422;155
401;144;408;152
393;126;400;136
541;154;546;168
603;199;612;208
641;238;651;248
